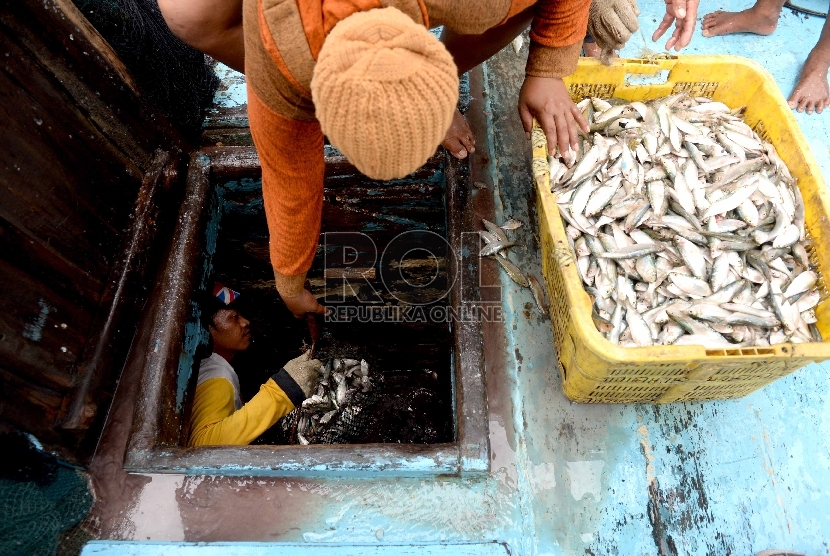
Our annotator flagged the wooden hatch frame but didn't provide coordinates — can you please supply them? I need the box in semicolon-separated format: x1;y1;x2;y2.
122;103;494;476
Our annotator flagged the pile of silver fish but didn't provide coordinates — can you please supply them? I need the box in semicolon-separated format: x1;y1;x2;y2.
545;94;823;348
479;217;549;315
292;357;373;445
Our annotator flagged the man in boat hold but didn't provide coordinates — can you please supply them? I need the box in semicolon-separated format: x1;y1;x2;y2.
188;287;321;446
159;0;697;319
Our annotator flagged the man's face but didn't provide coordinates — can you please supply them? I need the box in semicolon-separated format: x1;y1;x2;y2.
210;309;252;353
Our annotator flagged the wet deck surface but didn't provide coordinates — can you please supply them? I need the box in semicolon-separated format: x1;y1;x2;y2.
84;1;829;553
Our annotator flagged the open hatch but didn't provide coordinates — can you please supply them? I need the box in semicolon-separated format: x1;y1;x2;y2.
123;143;491;476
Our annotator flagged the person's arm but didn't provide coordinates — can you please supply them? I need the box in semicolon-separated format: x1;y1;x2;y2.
518;0;591;156
188;371;303;446
247;85;328;318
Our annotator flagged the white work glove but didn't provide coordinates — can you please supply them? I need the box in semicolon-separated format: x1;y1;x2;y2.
271;350;321;406
588;0;640;64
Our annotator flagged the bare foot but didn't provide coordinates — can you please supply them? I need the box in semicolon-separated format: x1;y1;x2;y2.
582;40;603;58
701;6;780;37
788;54;830;114
442;109;475;159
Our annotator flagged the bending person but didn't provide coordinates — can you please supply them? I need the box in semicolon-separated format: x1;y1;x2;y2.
158;0;698;163
243;0;690;316
702;0;830;113
188;293;320;447
158;1;698;317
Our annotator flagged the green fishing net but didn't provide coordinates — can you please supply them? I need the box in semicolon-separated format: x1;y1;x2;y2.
0;433;93;556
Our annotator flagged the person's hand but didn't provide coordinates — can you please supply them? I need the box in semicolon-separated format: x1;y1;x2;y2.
283;350;322;398
519;76;589;157
282;288;329;319
588;0;640;61
652;0;699;51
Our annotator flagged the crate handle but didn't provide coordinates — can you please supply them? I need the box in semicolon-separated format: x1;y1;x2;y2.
704;347;777;357
620;57;678;74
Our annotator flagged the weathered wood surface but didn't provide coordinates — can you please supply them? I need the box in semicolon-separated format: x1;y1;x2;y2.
126;154;214;450
59;151;182;437
0;0;194;464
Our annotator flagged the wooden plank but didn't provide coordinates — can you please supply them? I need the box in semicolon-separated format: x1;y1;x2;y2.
82;541;510;556
0;105;122;279
201;128;254;148
61;151;179;431
0;29;143;218
126;154;213;448
324;152;444;181
0;365;68;457
0;0;190;169
0;212;102;311
445;64;492;472
0;366;65;414
50;0;139;94
323;267;376;279
0;3;153;168
0;260;91;392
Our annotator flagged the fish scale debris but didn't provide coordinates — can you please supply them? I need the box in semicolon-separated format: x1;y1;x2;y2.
284;357;374;444
542;94;822;348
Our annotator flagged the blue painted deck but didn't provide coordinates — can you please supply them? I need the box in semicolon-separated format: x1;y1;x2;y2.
84;1;829;554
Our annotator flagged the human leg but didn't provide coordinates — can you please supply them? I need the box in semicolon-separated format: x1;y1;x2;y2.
788;16;830;114
701;0;786;37
158;0;245;72
439;9;535;159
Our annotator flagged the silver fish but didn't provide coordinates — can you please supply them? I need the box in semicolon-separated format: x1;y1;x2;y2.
701;184;758;220
585;181;622;216
625;300;654;346
482;219;509;243
598;244;663;260
670;272;713;297
785;271;817;299
543;95;822;349
480;240;515;257
496;256;531;288
500;219;524;231
795;290;820;312
529;274;549;314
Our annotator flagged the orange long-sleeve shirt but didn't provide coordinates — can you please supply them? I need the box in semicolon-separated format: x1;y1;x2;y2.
244;0;590;278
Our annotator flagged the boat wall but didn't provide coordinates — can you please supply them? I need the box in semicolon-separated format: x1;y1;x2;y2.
0;0;192;465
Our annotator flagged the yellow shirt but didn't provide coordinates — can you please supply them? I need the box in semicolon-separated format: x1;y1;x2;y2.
188;375;298;447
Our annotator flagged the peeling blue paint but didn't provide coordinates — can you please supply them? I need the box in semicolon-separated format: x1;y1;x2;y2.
82;541;511;555
221;178;262;193
176;185;223;411
22;298;51;341
211;63;247;109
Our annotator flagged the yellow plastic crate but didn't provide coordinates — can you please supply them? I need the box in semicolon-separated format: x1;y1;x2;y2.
534;55;830;404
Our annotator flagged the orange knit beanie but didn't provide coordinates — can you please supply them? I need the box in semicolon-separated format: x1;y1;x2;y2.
311;7;459;181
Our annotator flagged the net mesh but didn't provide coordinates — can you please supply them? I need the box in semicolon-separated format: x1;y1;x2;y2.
0;433;93;556
72;0;218;135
